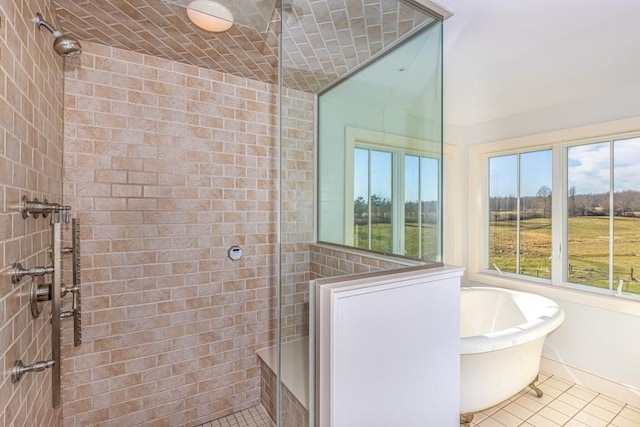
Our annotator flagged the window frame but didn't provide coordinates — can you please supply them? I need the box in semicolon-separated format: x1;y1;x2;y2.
487;149;554;279
467;130;640;308
345;127;441;258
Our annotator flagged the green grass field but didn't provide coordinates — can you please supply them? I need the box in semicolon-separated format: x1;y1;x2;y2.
353;222;439;259
354;216;640;294
490;216;640;294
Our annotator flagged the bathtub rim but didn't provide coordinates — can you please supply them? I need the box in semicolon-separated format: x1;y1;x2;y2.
460;286;565;355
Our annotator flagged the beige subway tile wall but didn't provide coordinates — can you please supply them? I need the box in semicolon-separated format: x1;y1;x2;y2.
0;0;65;425
279;86;315;343
61;41;291;426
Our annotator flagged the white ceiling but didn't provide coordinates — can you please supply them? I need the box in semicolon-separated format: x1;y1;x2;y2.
441;0;640;144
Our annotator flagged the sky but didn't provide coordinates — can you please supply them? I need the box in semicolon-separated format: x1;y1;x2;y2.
356;138;640;203
354;149;439;202
568;138;640;194
490;150;552;197
490;137;640;197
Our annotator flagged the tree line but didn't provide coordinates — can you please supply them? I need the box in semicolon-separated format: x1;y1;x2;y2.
354;196;438;225
490;187;640;219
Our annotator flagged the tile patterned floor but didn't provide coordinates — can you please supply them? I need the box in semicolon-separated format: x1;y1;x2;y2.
197;405;274;427
470;372;640;426
197;373;640;427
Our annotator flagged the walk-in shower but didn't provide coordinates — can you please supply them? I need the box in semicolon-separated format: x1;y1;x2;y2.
35;12;82;58
4;0;446;425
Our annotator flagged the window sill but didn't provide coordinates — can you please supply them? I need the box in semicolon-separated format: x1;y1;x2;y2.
467;270;640;317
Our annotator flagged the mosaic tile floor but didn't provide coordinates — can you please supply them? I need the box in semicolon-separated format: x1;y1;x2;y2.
197;405;274;427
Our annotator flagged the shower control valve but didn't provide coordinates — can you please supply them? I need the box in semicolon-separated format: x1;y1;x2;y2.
30;281;81;318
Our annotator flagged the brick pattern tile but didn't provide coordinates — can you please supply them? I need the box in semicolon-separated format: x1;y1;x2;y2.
61;41;290;426
0;0;65;425
51;0;434;93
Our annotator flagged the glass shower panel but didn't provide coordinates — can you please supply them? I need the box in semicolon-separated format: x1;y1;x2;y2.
316;18;443;261
279;1;442;425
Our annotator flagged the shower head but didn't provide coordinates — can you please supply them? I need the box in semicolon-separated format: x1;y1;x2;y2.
35;12;82;59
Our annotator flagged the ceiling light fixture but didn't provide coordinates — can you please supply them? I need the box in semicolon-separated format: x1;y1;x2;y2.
186;0;234;32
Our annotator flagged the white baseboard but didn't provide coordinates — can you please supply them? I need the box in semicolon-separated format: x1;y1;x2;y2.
541;356;640;408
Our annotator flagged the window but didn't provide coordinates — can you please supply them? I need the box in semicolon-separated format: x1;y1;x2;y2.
346;128;441;260
484;136;640;296
488;150;552;279
404;155;439;260
353;147;393;253
567;138;640;294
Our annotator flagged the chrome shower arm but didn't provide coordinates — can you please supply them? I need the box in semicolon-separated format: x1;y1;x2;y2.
35;13;59;35
34;12;82;58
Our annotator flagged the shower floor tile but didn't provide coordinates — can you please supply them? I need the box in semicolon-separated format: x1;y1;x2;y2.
197;405;274;427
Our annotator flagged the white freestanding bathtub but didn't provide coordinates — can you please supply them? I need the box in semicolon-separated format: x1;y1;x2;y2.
460;287;565;416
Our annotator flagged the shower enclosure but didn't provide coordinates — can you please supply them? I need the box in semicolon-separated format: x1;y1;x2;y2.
277;0;446;425
3;0;447;424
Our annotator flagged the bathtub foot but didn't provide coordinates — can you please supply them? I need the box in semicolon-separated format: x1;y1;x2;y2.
529;375;544;398
460;413;474;427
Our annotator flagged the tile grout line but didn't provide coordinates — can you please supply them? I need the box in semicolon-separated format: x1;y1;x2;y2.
604;403;627;427
517;374;566;426
559;383;599;426
531;379;600;426
477;374;602;426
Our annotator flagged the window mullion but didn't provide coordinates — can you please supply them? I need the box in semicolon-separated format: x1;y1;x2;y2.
367;149;372;250
516;154;521;275
417;157;423;258
551;144;565;285
394;152;403;255
609;141;615;291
